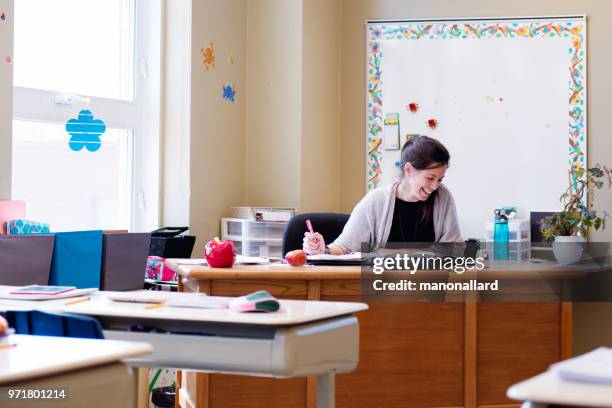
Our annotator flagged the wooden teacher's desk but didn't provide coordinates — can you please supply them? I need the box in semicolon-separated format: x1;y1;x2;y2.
167;260;573;408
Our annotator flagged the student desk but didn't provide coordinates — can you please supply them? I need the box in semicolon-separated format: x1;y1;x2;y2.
0;334;152;408
507;370;612;407
166;260;574;408
0;290;367;408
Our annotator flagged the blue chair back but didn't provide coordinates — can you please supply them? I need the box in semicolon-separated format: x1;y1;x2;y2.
4;310;104;339
49;230;103;288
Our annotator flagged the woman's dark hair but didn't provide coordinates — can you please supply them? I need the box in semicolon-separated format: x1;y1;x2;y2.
399;135;450;223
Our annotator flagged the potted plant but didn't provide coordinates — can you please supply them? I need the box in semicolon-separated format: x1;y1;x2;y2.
540;164;612;264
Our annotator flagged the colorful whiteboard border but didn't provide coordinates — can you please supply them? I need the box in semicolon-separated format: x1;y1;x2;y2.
365;17;587;191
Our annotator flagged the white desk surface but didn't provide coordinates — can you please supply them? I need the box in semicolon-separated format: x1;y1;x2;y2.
507;370;612;407
0;289;369;326
66;293;368;326
0;334;152;384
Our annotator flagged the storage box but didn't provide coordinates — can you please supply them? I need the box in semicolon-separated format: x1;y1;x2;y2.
4;219;50;235
230;207;296;222
222;218;285;257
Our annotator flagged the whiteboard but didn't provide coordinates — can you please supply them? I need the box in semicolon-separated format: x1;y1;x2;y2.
366;17;587;239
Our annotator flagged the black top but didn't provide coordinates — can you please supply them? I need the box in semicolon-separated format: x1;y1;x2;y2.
387;198;435;243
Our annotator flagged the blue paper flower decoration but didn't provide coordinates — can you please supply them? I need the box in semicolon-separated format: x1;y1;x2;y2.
65;109;106;152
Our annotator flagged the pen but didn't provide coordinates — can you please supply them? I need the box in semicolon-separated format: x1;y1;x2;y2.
305;219;322;249
306;219;314;234
65;297;90;306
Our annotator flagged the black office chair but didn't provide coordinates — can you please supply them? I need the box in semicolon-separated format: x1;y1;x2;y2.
282;213;350;256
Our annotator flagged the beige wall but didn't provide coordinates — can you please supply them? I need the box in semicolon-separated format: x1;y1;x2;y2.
340;0;612;353
169;0;343;253
244;0;342;212
188;0;247;249
300;0;342;213
245;0;303;208
0;0;13;199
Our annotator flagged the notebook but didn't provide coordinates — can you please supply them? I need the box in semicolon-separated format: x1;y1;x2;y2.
10;285;75;295
0;288;97;301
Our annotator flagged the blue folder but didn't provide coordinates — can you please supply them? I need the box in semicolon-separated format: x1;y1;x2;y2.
49;230;103;289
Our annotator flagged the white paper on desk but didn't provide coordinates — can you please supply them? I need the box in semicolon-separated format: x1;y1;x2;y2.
170;258;207;266
166;295;230;309
550;347;612;384
235;255;271;265
170;256;271;266
106;291;184;304
0;288;97;301
307;252;362;261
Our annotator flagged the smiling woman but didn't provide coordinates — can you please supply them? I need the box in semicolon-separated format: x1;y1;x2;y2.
303;136;463;255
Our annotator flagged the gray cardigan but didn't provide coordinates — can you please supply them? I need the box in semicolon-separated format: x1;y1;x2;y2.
332;182;463;253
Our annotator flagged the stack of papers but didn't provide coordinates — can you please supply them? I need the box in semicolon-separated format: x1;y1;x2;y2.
166;296;229;309
307;252;362;265
550;347;612;384
307;252;362;261
106;292;230;309
106;291;183;304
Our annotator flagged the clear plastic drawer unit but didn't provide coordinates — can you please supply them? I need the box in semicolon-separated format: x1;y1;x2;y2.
221;218;286;257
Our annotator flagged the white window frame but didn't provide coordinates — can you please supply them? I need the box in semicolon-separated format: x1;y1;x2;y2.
11;0;161;232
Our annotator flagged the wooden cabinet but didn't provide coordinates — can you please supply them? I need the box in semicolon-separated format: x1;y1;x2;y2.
168;264;571;408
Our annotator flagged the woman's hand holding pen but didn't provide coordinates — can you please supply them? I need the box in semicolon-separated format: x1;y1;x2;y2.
303;232;326;254
303;219;326;255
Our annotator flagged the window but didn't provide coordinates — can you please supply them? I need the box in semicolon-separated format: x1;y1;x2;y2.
12;0;160;232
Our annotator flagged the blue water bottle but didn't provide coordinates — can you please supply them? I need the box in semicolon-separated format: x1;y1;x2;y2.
493;209;510;260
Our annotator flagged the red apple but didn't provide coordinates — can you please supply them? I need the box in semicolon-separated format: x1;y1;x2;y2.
285;249;307;267
205;238;236;268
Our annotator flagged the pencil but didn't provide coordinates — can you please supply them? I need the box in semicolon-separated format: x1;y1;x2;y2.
144;303;166;310
65;297;90;306
0;343;17;349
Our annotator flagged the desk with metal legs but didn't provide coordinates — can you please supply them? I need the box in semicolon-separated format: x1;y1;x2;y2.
0;291;368;408
0;334;152;408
